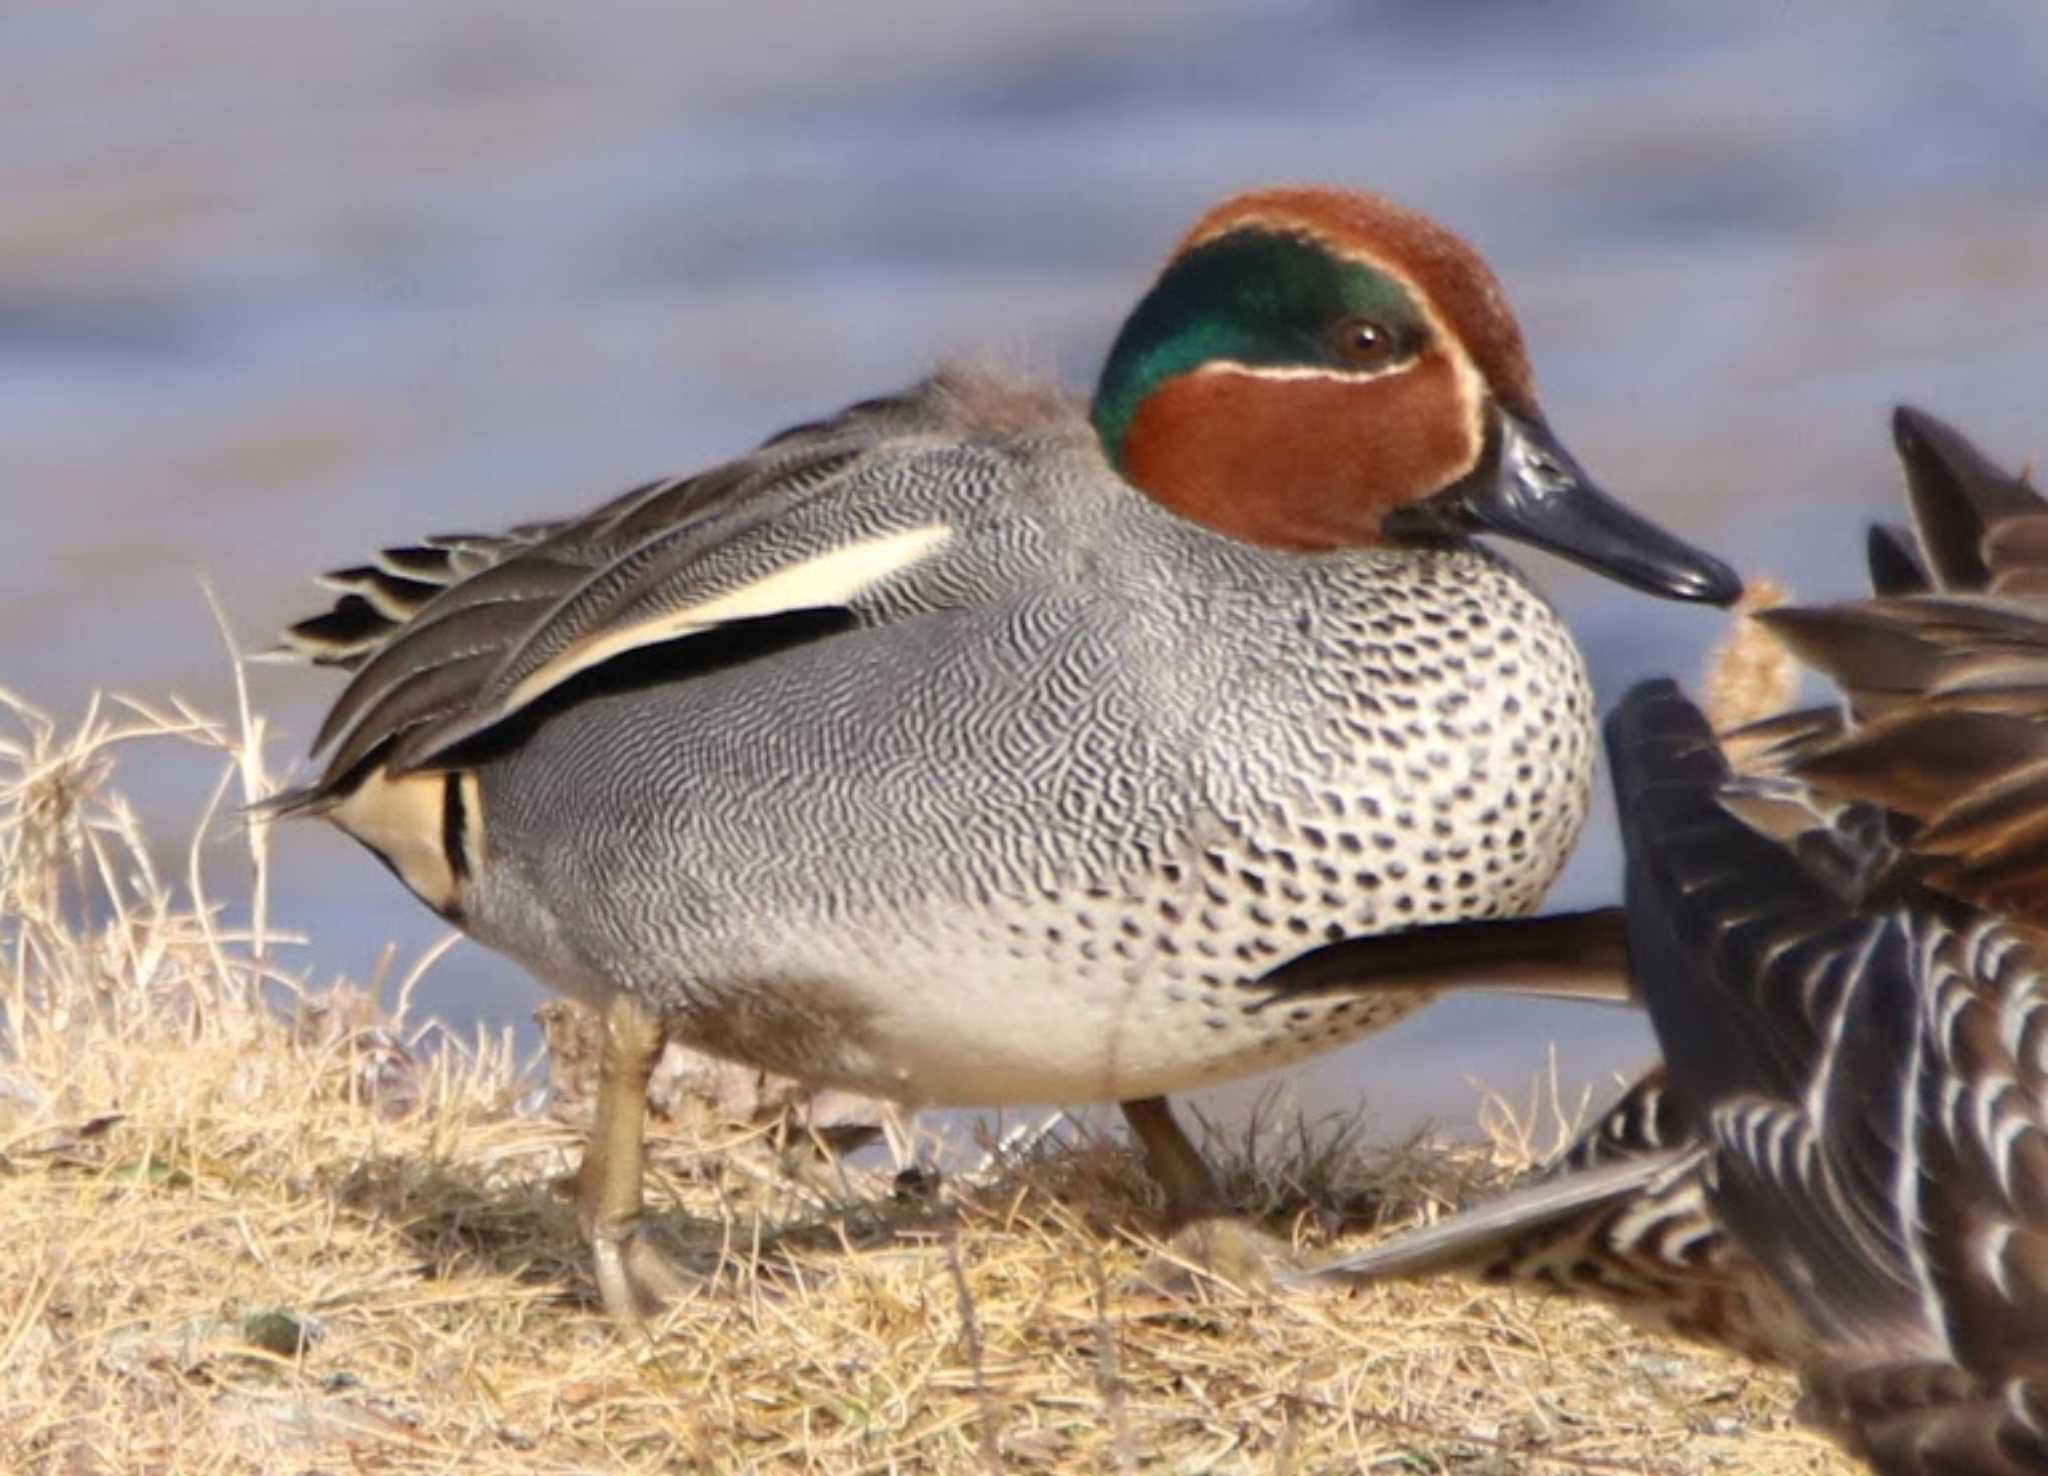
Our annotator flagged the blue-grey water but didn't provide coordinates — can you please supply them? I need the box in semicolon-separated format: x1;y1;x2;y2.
5;1;2047;1138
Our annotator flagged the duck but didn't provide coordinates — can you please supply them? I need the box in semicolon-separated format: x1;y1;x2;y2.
269;185;1739;1326
1300;409;2048;1474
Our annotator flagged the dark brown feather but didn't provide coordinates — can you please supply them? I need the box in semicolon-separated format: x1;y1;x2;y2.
1895;405;2045;592
1740;411;2048;914
1868;522;1932;597
1786;709;2047;821
1811;1363;2048;1475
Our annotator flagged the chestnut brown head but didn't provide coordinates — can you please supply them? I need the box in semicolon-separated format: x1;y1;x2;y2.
1091;187;1739;605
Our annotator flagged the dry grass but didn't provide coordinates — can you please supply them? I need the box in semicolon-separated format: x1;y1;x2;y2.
1699;576;1797;736
0;673;1864;1475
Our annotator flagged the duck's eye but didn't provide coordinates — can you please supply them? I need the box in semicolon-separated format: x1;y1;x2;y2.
1332;317;1398;369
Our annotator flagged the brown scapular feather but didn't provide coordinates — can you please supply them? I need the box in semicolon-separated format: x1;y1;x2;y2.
1735;407;2048;915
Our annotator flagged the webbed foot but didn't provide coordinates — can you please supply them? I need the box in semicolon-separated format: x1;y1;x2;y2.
1138;1213;1297;1296
1119;1096;1301;1296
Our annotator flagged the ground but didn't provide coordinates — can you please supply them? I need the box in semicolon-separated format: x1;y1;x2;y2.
0;675;1858;1475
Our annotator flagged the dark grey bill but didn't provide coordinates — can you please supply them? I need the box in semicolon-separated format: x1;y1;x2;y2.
1386;410;1743;606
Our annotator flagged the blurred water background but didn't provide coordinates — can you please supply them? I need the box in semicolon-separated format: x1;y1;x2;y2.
5;1;2046;1142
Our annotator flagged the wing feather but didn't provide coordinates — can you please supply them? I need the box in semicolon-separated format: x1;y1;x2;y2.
269;368;1087;815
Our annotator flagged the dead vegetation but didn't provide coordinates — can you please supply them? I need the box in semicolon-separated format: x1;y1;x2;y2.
0;673;1861;1474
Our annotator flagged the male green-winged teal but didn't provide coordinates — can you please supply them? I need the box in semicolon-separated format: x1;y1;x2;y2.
271;186;1738;1325
1305;410;2048;1474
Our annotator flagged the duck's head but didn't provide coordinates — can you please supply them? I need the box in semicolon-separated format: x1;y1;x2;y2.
1092;186;1740;606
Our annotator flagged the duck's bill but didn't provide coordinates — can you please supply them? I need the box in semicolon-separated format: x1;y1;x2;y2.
1389;411;1743;606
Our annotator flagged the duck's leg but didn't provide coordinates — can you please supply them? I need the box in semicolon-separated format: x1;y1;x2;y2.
1121;1096;1225;1221
1120;1095;1287;1292
577;991;693;1327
